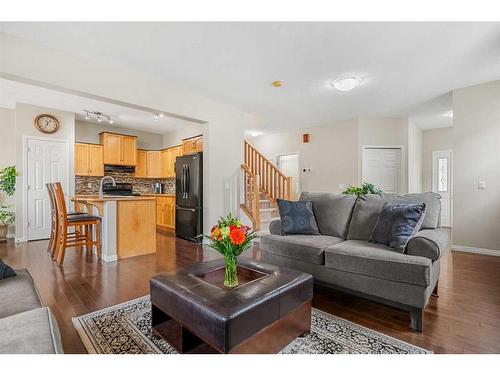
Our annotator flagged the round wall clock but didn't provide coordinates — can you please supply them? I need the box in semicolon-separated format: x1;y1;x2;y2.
34;114;60;134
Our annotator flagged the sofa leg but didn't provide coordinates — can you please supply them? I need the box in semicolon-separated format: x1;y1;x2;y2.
432;281;439;297
410;308;423;332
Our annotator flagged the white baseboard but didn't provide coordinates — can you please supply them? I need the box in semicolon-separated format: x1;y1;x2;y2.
452;244;500;257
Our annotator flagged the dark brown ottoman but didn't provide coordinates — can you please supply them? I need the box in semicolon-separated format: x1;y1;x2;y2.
150;258;313;353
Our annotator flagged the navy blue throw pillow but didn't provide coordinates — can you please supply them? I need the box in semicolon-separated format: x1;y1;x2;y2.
0;259;17;280
372;202;426;251
277;199;320;235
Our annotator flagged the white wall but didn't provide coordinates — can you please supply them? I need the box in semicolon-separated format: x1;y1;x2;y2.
422;127;453;192
0;32;249;235
453;80;500;252
251;118;359;194
75;120;164;149
0;107;16;237
407;121;423;193
14;102;75;241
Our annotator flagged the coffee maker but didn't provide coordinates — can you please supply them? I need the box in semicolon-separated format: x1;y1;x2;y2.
154;182;165;194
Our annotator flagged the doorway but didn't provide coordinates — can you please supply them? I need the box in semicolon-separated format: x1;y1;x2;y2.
362;147;403;195
276;153;300;200
26;138;69;241
432;150;453;227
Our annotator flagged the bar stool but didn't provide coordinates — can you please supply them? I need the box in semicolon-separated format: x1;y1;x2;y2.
52;182;102;265
46;183;86;259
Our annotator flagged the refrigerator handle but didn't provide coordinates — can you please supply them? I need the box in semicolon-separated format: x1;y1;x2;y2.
181;164;185;199
186;164;190;198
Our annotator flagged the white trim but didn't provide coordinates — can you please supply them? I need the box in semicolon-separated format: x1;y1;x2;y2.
361;145;406;195
452;245;500;257
22;135;70;242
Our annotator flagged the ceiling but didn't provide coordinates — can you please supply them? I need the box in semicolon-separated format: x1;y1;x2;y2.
0;78;198;134
1;22;500;131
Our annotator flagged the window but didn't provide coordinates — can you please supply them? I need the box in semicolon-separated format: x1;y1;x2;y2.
438;157;448;192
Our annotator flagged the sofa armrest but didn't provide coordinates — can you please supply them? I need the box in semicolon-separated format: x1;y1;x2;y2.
405;229;450;261
269;220;282;235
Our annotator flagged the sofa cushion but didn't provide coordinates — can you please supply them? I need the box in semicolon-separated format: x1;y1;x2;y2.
260;234;344;265
325;240;432;287
0;269;42;319
347;194;406;241
372;202;426;250
277;199;320;235
0;307;63;354
300;192;357;239
0;259;17;280
405;192;441;229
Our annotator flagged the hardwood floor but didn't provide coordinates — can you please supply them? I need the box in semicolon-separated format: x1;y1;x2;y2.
1;233;500;354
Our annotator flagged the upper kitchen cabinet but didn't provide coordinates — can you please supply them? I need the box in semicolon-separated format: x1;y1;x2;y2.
146;151;162;178
135;150;147;178
75;143;104;176
182;135;203;155
100;132;137;166
161;145;183;178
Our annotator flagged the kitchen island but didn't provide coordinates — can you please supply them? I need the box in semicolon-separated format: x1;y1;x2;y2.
72;195;157;262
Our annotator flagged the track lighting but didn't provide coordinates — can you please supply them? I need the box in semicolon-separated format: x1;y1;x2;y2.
84;110;115;125
153;113;159;121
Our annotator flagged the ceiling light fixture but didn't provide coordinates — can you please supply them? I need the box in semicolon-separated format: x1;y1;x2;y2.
444;110;454;118
159;113;164;118
272;80;283;88
84;110;114;125
330;75;362;92
245;130;264;138
153;113;160;121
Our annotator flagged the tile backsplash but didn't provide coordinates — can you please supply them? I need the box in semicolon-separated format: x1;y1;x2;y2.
75;172;175;195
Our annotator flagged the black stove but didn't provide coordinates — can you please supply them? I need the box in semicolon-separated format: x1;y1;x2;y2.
101;182;140;196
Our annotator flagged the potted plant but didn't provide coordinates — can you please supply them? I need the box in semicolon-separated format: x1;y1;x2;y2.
207;213;256;288
343;182;383;197
0;166;17;242
0;206;15;242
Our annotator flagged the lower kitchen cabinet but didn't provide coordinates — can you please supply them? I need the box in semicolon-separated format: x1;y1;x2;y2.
156;196;175;230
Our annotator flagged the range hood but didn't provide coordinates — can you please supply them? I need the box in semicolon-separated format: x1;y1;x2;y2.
104;165;136;173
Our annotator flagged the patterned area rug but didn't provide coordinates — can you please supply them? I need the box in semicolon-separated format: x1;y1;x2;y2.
73;296;431;354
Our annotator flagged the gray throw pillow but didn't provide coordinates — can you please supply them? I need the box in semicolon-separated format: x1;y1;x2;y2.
371;202;426;251
0;259;17;280
277;199;320;235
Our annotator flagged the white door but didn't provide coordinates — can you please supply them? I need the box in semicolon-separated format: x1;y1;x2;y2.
362;148;402;194
432;150;453;227
27;139;68;241
277;153;300;200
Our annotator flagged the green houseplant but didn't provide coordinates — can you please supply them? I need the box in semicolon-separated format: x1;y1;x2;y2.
0;206;15;242
343;182;383;197
0;166;17;241
207;213;256;288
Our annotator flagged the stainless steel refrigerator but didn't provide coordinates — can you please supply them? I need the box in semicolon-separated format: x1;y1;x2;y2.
175;152;203;242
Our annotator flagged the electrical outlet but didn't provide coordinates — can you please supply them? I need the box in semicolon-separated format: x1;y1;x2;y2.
478;180;486;190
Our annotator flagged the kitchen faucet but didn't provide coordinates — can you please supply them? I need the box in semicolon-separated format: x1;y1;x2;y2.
99;176;116;197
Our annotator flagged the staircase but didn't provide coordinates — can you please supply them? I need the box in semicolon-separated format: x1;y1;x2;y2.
241;141;292;234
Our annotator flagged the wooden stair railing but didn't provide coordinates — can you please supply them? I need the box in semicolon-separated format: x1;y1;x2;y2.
244;140;292;203
240;164;260;230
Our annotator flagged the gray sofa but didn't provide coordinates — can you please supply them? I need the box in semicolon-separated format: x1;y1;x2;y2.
260;192;450;332
0;269;63;353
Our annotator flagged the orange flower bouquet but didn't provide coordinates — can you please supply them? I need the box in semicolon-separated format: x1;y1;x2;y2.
207;213;256;288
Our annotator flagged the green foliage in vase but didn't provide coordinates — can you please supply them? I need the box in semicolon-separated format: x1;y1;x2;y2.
0;166;18;196
0;206;15;225
343;182;383;197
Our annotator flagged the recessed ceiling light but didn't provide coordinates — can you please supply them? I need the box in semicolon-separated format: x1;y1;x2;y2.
158;113;164;118
245;130;264;137
330;75;362;91
444;110;453;118
272;80;283;88
153;113;159;121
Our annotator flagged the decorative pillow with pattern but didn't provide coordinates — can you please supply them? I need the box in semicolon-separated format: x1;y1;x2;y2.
277;199;320;235
0;259;17;280
371;202;426;251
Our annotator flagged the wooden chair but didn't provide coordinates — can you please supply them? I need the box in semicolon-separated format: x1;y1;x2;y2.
52;182;102;265
46;183;86;259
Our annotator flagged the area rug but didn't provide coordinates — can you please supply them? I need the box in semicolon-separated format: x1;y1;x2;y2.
73;296;431;354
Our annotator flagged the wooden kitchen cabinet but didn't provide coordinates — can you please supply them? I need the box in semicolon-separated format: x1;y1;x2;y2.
75;143;104;176
146;151;162;178
156;196;175;230
100;132;137;166
135;150;147;178
159;145;183;178
182;135;203;155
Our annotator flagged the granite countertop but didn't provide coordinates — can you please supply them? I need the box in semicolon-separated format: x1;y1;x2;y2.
141;193;176;197
73;195;157;202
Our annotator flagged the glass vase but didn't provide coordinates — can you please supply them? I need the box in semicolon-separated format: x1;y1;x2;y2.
224;255;238;288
